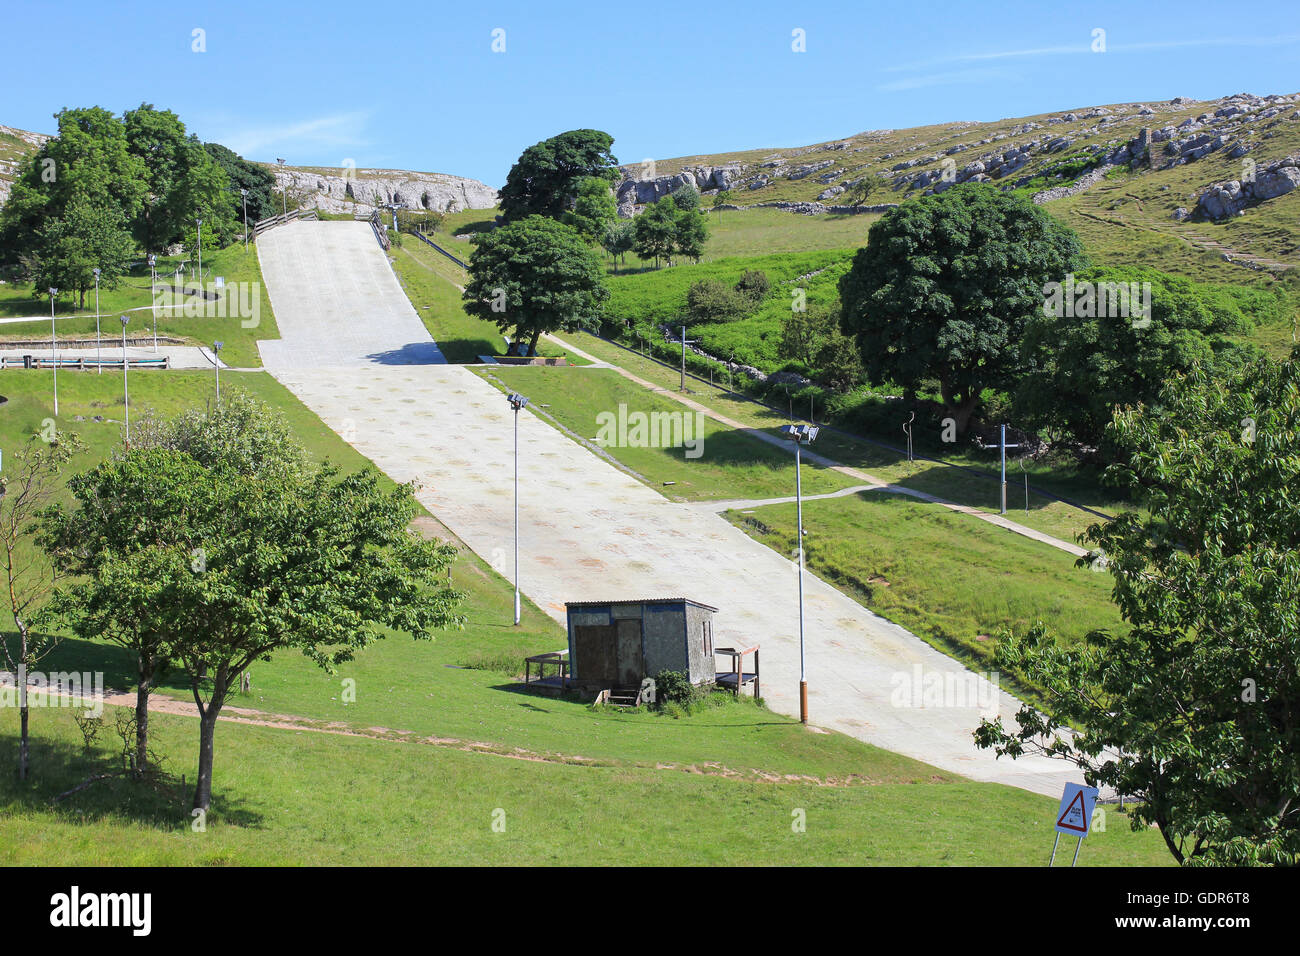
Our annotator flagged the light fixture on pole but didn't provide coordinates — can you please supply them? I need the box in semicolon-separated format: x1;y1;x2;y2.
997;424;1022;515
120;315;131;446
239;188;249;248
147;253;157;352
48;288;58;415
781;422;819;724
93;268;102;375
506;392;529;626
679;325;698;392
196;219;203;286
213;341;224;403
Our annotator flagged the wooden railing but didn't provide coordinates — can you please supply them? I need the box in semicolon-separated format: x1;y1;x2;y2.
410;227;468;269
252;207;319;238
368;211;390;251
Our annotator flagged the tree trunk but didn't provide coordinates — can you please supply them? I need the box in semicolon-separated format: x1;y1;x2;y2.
193;711;218;811
527;327;542;357
192;671;228;812
134;655;154;774
18;704;28;781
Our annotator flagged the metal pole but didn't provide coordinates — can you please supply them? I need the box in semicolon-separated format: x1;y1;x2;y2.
680;326;686;392
796;440;807;724
50;290;58;415
149;255;157;353
121;318;130;446
242;190;248;249
1049;832;1060;866
94;271;101;374
1000;424;1007;515
513;406;521;626
197;220;203;285
1071;836;1083;867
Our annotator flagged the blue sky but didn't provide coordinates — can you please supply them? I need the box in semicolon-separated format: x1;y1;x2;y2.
2;0;1297;187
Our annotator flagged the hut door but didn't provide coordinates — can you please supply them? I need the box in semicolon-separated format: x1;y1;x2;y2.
615;619;644;687
574;625;618;683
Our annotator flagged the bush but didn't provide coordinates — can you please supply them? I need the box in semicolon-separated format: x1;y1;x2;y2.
651;670;698;709
687;279;745;323
735;269;770;303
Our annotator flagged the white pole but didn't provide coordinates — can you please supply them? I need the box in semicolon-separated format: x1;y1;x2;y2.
94;272;101;374
121;318;130;446
50;290;58;416
150;256;157;352
796;439;807;723
513;406;521;626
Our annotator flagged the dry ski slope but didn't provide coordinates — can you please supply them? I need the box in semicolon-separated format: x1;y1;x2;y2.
258;220;1076;797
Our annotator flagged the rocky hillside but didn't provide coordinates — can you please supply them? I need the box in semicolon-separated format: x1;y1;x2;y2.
268;165;498;217
0;124;51;206
616;92;1300;226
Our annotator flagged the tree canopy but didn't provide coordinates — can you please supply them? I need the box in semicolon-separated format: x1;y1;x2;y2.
838;183;1086;431
976;351;1300;865
498;129;619;222
463;215;608;355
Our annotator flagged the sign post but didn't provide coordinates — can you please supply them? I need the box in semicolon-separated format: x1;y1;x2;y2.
1049;782;1099;867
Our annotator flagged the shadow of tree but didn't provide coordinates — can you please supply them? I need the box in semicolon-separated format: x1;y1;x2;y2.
0;729;264;831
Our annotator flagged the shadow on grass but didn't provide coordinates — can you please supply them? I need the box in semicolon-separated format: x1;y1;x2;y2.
0;731;264;831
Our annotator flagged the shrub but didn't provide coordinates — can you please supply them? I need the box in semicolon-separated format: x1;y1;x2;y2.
651;670;697;709
687;279;744;323
735;269;770;303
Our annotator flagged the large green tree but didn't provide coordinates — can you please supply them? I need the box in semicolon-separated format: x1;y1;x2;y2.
561;176;617;244
43;394;464;811
976;352;1300;865
631;196;680;268
203;141;276;226
498;129;619;222
463;215;608;356
839;183;1086;431
28;197;135;308
0;106;147;268
1015;266;1260;452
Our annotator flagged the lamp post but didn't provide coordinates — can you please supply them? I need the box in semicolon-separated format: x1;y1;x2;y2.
147;253;157;352
507;392;529;625
196;219;203;286
277;158;287;216
48;288;58;415
781;423;819;724
93;268;102;375
213;340;224;403
240;188;249;248
120;315;130;446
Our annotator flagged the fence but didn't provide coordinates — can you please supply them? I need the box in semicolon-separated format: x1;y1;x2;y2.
2;355;170;370
251;207;319;238
368;211;390;251
409;228;468;269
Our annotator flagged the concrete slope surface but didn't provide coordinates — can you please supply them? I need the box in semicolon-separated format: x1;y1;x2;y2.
257;220;446;368
259;221;1080;798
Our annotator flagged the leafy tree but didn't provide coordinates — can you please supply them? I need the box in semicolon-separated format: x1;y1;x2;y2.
601;220;635;272
687;279;744;324
735;269;770;304
204;141;277;225
632;197;680;268
674;202;709;264
1;432;83;781
561;176;617;244
0;107;147;268
463;215;608;356
1015;266;1260;452
976;352;1300;865
712;189;733;218
779;305;839;366
29;198;135;308
843;175;877;206
41;393;306;773
44;397;464;811
839;183;1086;432
498;129;619;222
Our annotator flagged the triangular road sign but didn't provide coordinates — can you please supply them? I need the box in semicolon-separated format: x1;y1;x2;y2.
1054;783;1098;837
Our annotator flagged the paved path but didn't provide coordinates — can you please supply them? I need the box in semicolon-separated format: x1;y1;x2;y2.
257;221;446;368
258;221;1081;797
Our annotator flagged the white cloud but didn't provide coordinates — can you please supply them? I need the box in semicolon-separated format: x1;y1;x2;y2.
205;110;372;163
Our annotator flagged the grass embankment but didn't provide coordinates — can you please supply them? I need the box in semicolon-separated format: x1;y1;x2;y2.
0;367;1171;865
0;243;278;368
474;364;856;501
387;236;586;365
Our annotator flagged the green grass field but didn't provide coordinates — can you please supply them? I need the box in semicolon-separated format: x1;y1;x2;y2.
0;243;278;368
